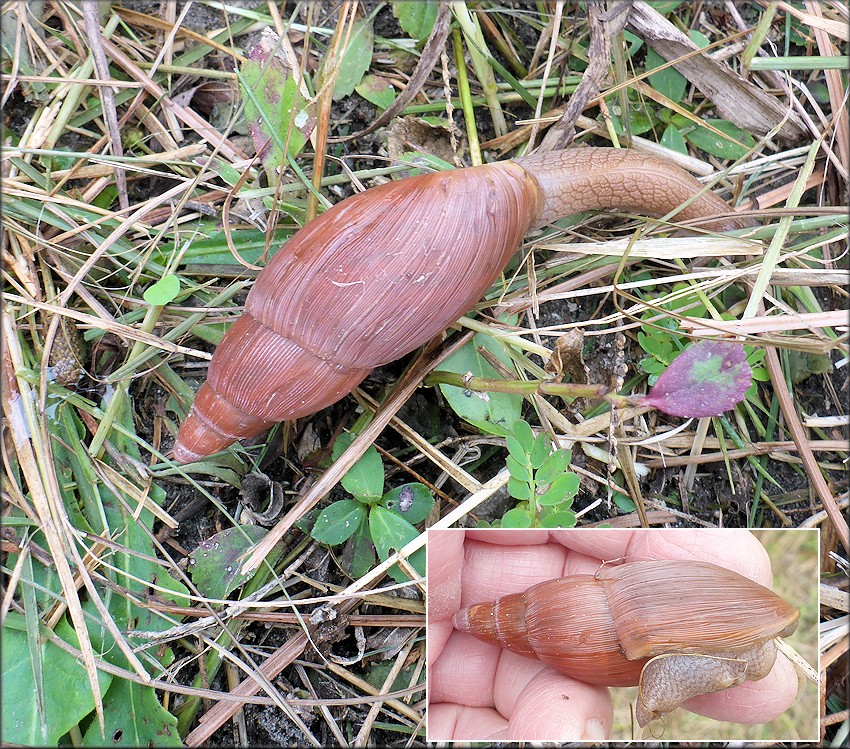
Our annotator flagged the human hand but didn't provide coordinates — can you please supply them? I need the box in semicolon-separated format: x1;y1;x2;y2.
426;528;800;741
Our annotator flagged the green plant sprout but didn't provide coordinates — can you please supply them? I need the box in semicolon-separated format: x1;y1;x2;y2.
501;420;580;528
310;433;434;583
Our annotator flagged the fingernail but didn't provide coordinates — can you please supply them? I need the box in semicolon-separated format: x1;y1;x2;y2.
451;608;468;631
583;718;607;741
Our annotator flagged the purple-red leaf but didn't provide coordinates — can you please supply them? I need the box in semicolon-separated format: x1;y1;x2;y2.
640;340;752;418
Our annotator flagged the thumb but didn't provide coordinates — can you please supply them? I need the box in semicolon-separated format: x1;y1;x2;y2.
504;669;613;741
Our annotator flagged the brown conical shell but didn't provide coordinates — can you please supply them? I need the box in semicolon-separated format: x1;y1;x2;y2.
172;313;371;463
453;591;537;659
597;560;800;660
453;576;646;686
452;561;799;690
173;161;539;462
521;577;647;686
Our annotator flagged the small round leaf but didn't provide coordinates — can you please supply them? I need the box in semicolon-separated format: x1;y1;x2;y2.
529;432;552;469
510;420;535;453
535;449;572;485
538;473;580;506
311;500;366;544
189;525;272;599
540;510;577;528
143;274;180;305
506;455;532;482
381;483;434;523
332;433;385;499
508;477;532;500
501;508;533;528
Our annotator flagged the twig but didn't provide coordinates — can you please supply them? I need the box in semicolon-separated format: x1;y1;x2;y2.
764;345;848;551
81;3;128;209
538;0;632;151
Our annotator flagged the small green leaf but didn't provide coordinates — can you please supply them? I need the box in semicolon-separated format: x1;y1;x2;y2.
189;525;272;599
501;508;533;528
609;99;655;136
689;29;711;48
368;506;421;582
612;491;636;513
789;349;833;384
508;477;531;500
641;358;666;377
646;47;686;103
751;366;770;382
510;420;535;454
392;0;438;41
438;321;522;435
81;680;180;747
242;32;315;168
311;500;366;544
529;432;551;469
330;16;374;100
332;433;384;499
142;274;180;305
684;119;755;160
506;434;527;463
506;455;531;482
536;449;571;485
364;660;422;695
355;74;396;109
650;0;686;12
380;483;434;523
343;516;377;580
661;123;689;155
538;473;580;506
540;510;577;528
639;331;674;361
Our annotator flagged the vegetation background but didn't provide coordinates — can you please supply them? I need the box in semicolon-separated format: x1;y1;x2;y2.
1;1;846;746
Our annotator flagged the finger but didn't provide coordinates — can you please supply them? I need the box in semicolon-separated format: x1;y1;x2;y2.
427;620;454;669
427;528;465;622
494;654;612;741
465;529;550;545
460;538;568;606
626;529;772;585
681;653;800;724
508;673;611;741
429;630;500;707
549;529;772;584
427;703;509;740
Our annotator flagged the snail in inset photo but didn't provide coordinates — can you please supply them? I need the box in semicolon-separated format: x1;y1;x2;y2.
426;528;817;741
452;558;799;727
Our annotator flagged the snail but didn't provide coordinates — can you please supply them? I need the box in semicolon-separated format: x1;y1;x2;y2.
173;148;750;463
451;559;799;727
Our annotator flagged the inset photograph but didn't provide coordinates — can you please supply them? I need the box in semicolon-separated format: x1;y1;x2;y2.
426;527;817;742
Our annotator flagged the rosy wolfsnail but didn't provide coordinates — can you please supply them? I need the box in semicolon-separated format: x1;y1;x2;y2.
173;148;749;463
451;559;799;727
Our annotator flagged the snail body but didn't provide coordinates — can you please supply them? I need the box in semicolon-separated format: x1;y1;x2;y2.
452;560;799;727
174;148;749;463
